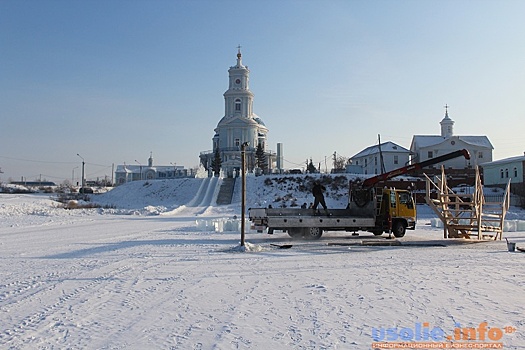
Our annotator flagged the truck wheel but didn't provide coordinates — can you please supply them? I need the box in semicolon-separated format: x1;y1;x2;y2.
288;228;303;238
392;221;406;238
372;230;383;236
304;227;323;240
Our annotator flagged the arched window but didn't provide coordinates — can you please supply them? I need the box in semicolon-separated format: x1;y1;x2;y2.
514;167;518;178
235;99;241;111
146;170;155;180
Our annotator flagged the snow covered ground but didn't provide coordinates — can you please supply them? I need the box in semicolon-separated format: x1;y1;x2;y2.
1;176;524;349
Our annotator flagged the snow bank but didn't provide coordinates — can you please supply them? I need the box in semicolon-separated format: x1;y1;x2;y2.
94;178;203;210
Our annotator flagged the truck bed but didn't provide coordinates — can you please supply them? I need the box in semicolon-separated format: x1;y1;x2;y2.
250;207;376;230
265;208;370;218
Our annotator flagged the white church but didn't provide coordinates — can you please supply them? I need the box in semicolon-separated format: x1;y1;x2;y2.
410;106;493;168
199;49;275;177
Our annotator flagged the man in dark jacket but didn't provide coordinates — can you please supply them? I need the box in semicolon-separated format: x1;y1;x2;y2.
312;180;328;214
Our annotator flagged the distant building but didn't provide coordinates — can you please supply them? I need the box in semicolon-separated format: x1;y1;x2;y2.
199;48;275;177
115;153;194;185
349;141;410;175
481;154;525;190
410;106;493;169
10;181;56;187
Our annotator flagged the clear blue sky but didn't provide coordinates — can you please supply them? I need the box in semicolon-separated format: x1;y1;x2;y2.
1;0;524;183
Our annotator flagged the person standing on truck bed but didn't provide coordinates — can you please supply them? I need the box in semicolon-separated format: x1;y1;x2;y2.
312;180;328;214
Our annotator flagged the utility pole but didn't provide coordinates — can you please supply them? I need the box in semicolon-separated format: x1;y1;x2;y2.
72;166;78;184
77;154;85;192
240;142;249;247
378;134;386;174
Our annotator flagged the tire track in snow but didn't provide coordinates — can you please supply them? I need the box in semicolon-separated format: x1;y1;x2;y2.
0;264;132;348
0;272;60;302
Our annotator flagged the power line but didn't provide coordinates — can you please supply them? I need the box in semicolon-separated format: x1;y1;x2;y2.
0;155;77;165
18;174;67;181
0;155;112;169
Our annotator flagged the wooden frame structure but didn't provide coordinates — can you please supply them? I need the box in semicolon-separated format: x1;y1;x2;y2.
424;166;511;240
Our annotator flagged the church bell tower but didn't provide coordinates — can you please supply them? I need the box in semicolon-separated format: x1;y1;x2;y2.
223;47;254;119
199;47;272;177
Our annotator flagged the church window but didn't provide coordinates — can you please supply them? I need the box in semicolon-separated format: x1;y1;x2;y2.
428;151;433;159
478;152;483;159
235;138;240;147
374;157;377;166
514;167;518;177
505;168;509;178
500;169;504;179
235;99;241;111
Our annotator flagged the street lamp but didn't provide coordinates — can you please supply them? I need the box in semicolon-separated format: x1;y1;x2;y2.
135;160;142;181
77;154;85;192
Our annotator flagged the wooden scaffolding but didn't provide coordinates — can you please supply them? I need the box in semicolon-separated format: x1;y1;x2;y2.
424;166;511;240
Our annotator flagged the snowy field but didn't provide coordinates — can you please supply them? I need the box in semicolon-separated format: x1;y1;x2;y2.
1;176;524;349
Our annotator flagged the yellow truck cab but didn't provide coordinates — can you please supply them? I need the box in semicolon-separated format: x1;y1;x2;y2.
376;188;416;237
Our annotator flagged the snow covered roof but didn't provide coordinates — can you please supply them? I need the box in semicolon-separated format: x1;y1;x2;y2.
351;141;410;159
480;155;525;167
458;136;494;148
115;165;182;173
412;135;493;149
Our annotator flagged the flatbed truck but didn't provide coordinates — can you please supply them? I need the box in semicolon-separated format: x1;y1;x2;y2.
249;149;470;239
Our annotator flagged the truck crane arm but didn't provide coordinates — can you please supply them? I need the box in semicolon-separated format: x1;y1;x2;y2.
361;149;471;188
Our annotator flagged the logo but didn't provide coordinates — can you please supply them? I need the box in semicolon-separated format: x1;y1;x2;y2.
371;322;516;349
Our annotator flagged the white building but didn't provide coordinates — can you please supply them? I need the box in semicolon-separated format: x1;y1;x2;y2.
481;154;525;188
349;141;410;175
410;107;493;169
115;154;193;185
200;48;275;177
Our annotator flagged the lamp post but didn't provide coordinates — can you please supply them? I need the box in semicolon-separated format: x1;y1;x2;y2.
170;162;176;178
240;142;249;247
76;154;85;192
135;160;142;181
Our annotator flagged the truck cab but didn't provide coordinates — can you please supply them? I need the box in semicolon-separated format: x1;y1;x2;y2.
375;188;416;237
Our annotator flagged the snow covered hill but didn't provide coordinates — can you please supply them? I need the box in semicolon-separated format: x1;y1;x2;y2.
92;174;359;213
